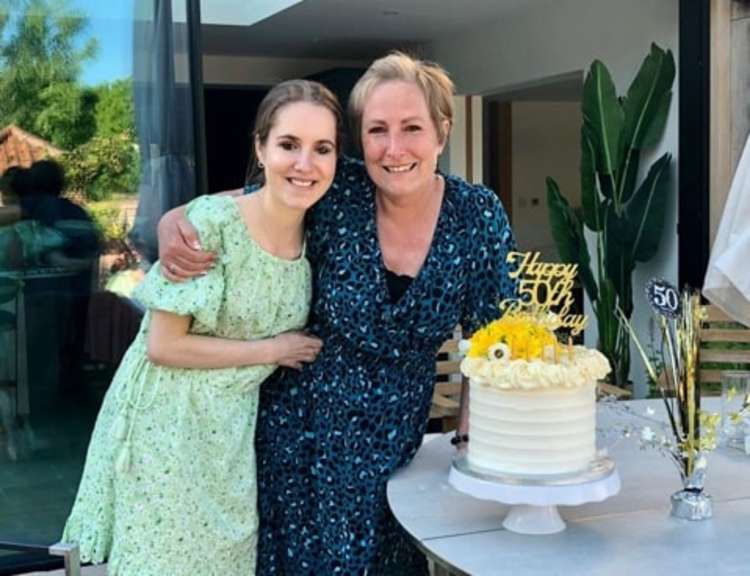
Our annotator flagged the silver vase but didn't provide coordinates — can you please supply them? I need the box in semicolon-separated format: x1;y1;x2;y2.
670;456;713;520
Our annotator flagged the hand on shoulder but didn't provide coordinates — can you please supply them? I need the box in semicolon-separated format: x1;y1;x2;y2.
157;196;223;282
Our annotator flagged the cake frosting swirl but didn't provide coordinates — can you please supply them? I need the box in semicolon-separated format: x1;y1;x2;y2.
461;346;611;390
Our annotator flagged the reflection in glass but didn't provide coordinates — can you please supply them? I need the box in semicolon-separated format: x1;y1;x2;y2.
720;371;750;453
0;1;191;569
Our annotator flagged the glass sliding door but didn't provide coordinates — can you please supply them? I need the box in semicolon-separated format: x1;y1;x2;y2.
0;0;203;571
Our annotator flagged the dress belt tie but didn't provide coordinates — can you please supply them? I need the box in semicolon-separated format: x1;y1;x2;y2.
112;354;161;475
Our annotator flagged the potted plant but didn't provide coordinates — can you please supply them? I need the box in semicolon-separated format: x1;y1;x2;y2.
546;43;675;389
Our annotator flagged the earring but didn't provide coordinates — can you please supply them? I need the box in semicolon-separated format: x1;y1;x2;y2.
258;161;265;169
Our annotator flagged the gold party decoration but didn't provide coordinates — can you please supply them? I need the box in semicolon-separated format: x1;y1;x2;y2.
506;251;588;335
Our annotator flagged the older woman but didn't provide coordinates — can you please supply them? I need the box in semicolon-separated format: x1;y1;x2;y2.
159;53;517;575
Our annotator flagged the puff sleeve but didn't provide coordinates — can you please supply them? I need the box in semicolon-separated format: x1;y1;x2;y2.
134;195;232;334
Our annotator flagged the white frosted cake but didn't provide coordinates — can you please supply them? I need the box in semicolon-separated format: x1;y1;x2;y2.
460;316;611;477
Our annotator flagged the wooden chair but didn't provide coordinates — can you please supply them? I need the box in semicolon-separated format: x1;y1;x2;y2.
699;304;750;391
430;327;463;432
597;381;631;399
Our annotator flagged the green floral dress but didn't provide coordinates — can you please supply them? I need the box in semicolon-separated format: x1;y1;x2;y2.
62;195;311;576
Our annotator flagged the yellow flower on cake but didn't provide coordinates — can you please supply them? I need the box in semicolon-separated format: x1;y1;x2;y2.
466;310;559;361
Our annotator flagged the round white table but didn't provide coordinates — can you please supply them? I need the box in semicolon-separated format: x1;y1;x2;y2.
387;399;750;576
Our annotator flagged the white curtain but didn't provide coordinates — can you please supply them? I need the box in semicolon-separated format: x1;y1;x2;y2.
703;134;750;327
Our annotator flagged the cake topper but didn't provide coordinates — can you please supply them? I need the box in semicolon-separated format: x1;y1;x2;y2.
505;251;588;335
645;278;681;318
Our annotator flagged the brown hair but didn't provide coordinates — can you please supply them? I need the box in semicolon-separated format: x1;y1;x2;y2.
246;79;343;184
348;51;455;149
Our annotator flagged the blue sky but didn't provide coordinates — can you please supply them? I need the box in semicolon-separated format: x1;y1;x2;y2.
73;0;134;86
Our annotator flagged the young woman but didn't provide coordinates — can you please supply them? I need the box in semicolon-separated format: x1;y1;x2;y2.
62;79;342;576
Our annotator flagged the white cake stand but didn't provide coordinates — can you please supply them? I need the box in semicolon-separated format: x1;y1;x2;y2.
448;455;621;535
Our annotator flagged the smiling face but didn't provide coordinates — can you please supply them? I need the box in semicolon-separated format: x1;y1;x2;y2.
360;80;447;200
256;101;338;211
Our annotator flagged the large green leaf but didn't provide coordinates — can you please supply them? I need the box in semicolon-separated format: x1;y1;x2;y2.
573;207;599;304
617;44;674;204
580;125;603;231
617;149;640;210
621;44;675;150
546;178;598;303
641;90;673;149
547;177;578;263
583;60;624;180
596;276;619;355
596;169;616;203
603;204;637;317
625;152;672;262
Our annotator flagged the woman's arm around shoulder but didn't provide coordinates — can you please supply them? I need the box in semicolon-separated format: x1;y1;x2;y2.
143;194;323;370
157;191;243;281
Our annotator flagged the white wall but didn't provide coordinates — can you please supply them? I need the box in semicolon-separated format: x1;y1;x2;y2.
202;55;369;86
428;0;679;396
447;95;483;183
447;96;467;178
511;102;581;263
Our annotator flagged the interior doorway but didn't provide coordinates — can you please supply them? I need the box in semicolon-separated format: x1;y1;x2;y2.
204;85;268;193
482;73;585;325
483;72;583;262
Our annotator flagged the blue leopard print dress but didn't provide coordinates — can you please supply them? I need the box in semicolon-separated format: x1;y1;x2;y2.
256;158;517;575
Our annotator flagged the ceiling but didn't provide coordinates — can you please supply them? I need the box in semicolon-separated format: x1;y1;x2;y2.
201;0;550;60
484;72;583;102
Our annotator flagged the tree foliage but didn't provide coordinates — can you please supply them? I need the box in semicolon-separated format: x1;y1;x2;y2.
34;81;97;148
0;1;139;199
61;132;139;201
0;0;98;148
94;78;135;138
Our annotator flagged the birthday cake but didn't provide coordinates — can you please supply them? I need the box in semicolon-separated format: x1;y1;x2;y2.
460;253;611;477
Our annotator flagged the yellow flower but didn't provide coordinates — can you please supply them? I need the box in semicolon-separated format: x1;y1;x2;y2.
467;310;559;360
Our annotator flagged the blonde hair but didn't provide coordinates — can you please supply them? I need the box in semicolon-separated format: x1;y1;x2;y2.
348;51;455;148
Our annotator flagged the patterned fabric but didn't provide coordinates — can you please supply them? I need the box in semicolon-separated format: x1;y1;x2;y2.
62;195;311;576
256;158;517;575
